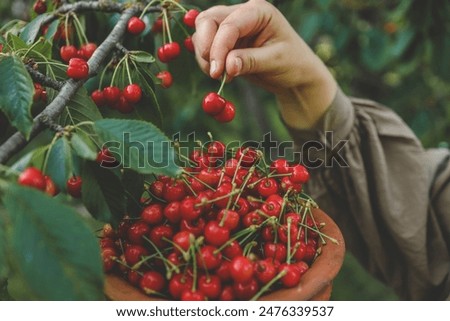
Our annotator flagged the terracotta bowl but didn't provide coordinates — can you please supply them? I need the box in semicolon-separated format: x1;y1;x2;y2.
104;208;345;301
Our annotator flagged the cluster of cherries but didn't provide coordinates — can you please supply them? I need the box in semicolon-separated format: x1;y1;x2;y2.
91;84;143;114
63;43;97;81
100;141;320;301
202;92;236;123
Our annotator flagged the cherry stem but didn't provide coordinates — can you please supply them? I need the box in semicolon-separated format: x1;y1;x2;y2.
242;241;257;257
182;170;215;191
286;218;292;264
250;270;287;301
139;0;160;19
71;12;89;46
214;225;257;254
217;74;227;96
124;56;133;85
297;222;338;244
162;8;173;43
189;234;198;291
164;0;188;13
64;13;70;46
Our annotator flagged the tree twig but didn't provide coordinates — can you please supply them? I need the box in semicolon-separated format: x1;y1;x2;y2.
25;63;65;90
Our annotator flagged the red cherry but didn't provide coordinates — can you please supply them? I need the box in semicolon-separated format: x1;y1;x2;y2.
103;86;121;104
163;180;186;202
219;285;235;301
198;275;222;300
127;17;146;35
33;0;47;14
202;92;225;115
66;175;82;198
242;211;263;227
156;71;173;88
127;270;142;286
184;36;195;52
197;168;221;187
216;261;232;282
291;164;310;184
235;146;258;167
60;45;78;63
96;147;119;168
222;240;243;259
232;278;259;300
229;255;254;283
67;58;89;80
257;178;279;197
149;180;165;198
157;42;181;63
91;89;106;107
180;217;205;237
181;289;205;301
263;242;287;262
169;274;193;299
141;203;164;225
101;247;117;272
255;259;277;284
204;221;230;246
278;223;299;244
33;83;43;102
115;94;134;114
280;176;302;193
172;231;193;254
196;245;222;270
217;209;240;230
139;271;165;294
278;263;302;288
183;9;200;28
211;182;233;209
224;158;239;177
291;241;307;261
179;197;202;221
235;197;250;216
163;201;182;223
270;158;291;175
127;221;150;245
124;244;149;266
261;195;283;217
189;150;211;171
79;42;97;60
123;83;142;103
207;140;226;159
214;100;235;123
18;167;46;191
44;175;58;196
148;225;173;248
151;18;163;33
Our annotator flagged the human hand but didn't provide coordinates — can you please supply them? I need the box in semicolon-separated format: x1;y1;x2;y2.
192;0;337;129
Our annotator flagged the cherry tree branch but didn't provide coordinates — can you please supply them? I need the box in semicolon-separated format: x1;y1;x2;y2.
25;63;65;90
0;6;141;164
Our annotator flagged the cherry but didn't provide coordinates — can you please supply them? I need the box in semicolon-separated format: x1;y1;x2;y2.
123;84;142;103
280;176;302;193
184;36;195;53
270;159;291;175
217;209;240;230
102;223;116;238
172;231;193;254
223;158;239;177
204;220;230;246
257;178;279;197
198;275;222;300
96;147;119;168
139;271;165;294
127;17;146;35
101;247;117;272
255;259;277;284
291;241;307;261
60;45;78;63
124;244;149;266
181;289;205;301
179;197;202;221
189;150;211;171
156;71;173;88
242;211;263;227
197;168;221;187
33;83;44;102
151;18;163;33
127;220;150;245
291;164;310;184
163;180;186;202
261;195;282;217
216;261;232;282
79;42;97;60
232;278;259;300
180;217;205;237
169;273;193;299
141;203;164;225
229;255;254;283
149;180;165;199
211;182;233;208
278;263;301;288
263;242;287;262
163;201;181;223
207;140;226;159
196;245;222;270
67;58;89;80
235;197;250;216
66;175;82;198
235;146;258;167
183;9;200;28
18;167;46;191
127;270;142;286
115;94;134;114
219;285;235;301
278;223;299;244
222;240;243;259
33;0;47;14
44;176;58;196
148;225;173;248
157;42;181;63
202;92;225;115
214;100;235;123
91;89;106;107
103;86;121;104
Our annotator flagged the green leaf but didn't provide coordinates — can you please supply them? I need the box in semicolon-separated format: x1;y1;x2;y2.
130;50;156;63
70;132;98;161
81;162;126;226
0;55;34;138
44;19;59;42
44;137;74;192
58;86;103;128
1;185;104;300
94;119;182;177
6;33;27;51
27;39;53;60
0;207;8;280
20;13;52;45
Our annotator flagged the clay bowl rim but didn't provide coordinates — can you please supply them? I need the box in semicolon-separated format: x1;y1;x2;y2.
104;208;346;301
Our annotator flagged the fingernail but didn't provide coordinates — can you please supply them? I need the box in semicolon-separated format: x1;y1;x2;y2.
210;60;217;76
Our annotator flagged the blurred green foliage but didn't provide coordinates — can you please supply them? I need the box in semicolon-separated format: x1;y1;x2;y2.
3;0;449;300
